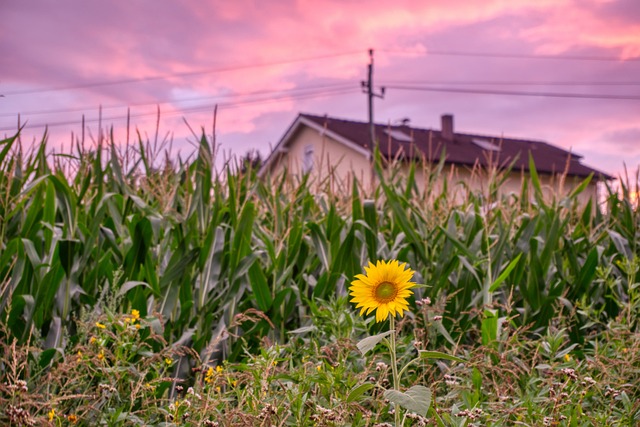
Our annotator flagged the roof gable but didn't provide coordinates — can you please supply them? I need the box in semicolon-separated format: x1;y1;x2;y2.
259;114;371;177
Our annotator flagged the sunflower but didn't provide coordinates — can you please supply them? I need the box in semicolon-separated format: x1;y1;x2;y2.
349;260;416;322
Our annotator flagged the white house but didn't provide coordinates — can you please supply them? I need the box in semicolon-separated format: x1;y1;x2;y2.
260;113;611;202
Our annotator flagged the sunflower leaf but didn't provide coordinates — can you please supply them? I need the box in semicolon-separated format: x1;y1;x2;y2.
357;330;393;355
384;385;432;416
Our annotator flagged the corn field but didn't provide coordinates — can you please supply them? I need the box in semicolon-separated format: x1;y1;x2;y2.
0;129;638;361
1;129;639;425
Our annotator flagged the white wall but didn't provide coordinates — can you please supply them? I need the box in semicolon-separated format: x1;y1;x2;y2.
265;126;373;192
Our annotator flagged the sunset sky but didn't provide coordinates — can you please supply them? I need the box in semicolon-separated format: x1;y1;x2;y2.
1;0;639;177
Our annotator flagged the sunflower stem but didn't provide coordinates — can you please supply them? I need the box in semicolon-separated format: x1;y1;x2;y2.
389;315;401;427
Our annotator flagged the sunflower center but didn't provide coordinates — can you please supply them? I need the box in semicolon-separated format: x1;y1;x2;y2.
374;281;397;303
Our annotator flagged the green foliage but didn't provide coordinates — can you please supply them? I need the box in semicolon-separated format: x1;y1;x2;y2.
1;294;638;425
0;129;639;424
3;129;639;358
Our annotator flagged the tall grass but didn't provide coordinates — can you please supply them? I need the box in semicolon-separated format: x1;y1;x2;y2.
0;128;638;370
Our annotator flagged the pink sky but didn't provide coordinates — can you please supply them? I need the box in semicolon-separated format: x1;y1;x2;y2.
1;0;640;177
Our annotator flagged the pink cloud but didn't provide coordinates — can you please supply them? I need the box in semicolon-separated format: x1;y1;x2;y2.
520;1;640;58
1;0;640;175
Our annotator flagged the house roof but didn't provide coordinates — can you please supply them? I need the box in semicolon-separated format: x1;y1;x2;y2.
262;113;613;180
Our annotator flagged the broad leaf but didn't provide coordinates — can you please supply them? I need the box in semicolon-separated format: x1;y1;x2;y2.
356;330;393;355
384;385;432;416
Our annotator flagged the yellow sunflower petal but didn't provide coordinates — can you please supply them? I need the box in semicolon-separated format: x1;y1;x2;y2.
349;259;416;323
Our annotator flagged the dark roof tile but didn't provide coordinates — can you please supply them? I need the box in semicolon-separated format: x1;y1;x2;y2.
301;113;611;180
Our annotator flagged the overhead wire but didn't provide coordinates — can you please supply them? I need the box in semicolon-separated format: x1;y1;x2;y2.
5;47;638;98
6;78;637;119
5;81;639;133
380;79;640;86
2;51;363;96
379;48;640;62
383;84;640;100
0;82;357;118
3;46;636;101
0;85;360;132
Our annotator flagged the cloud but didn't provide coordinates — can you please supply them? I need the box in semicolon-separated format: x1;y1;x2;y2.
599;127;640;153
519;0;640;58
1;0;639;175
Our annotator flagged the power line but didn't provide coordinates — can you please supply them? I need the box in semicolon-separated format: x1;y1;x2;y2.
7;78;636;120
0;86;360;132
381;79;640;86
385;84;640;100
7;46;636;98
3;48;637;98
381;48;640;62
0;82;357;118
2;51;362;96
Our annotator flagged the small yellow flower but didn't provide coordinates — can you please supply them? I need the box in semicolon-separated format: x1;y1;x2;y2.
165;358;172;366
89;336;97;345
68;414;78;424
145;383;156;391
77;350;82;358
216;365;223;373
95;322;106;329
48;409;55;421
97;350;105;361
204;367;214;384
231;380;238;387
564;354;571;362
135;323;141;330
215;386;221;393
131;309;140;321
316;365;322;372
350;260;416;323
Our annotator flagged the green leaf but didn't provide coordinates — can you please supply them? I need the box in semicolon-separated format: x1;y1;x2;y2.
307;222;330;271
489;254;522;292
117;281;150;297
419;351;465;364
608;230;632;260
384;385;432;416
471;367;482;392
58;239;80;278
288;325;316;335
346;383;375;403
569;174;593;199
481;309;498;346
38;348;58;368
229;201;255;272
528;152;544;203
356;330;393;355
248;263;273;312
0;133;18;167
434;319;457;347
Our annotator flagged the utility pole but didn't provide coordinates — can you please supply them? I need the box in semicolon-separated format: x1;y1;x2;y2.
361;49;385;150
